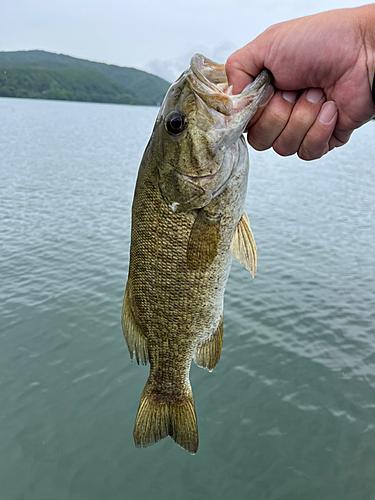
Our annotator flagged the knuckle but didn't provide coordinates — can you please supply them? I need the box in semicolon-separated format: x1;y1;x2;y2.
269;108;290;129
248;132;270;151
328;133;351;151
298;140;328;161
292;107;315;129
272;132;300;156
298;120;335;160
273;140;295;157
250;109;289;142
225;52;248;75
264;24;278;36
331;133;350;148
247;94;298;152
225;55;237;72
298;149;322;161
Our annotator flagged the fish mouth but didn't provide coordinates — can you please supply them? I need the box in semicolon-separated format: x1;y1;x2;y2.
187;53;273;118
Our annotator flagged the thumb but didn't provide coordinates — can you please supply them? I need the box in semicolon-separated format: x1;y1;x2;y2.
225;41;266;95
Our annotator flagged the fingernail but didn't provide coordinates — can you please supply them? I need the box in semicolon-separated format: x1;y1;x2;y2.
282;91;298;104
317;101;338;124
306;88;325;103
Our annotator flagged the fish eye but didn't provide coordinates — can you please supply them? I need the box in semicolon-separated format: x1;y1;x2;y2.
165;112;187;135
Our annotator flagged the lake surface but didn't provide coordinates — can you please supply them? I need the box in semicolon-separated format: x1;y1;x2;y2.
1;97;374;500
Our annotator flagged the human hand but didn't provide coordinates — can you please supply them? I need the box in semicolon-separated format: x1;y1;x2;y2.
225;5;375;160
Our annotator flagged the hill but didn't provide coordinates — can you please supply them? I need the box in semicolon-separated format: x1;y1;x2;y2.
0;50;171;106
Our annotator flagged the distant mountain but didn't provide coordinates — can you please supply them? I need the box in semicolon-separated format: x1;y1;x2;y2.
0;50;171;106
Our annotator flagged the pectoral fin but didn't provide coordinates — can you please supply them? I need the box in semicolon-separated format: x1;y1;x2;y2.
194;315;223;372
122;284;149;365
186;209;221;270
230;211;257;278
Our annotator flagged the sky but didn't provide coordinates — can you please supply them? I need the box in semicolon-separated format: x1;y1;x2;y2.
1;0;369;82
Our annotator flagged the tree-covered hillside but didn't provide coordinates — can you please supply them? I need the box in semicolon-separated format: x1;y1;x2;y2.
0;50;171;106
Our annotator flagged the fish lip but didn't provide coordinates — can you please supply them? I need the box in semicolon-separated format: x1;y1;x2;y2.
190;54;227;93
189;53;272;104
240;69;273;94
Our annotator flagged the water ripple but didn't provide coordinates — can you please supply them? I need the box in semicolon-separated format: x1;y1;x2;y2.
1;98;375;500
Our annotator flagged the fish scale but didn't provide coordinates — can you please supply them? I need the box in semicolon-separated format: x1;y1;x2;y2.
122;54;272;453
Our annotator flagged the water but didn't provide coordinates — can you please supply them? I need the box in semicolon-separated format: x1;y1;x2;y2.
1;97;374;500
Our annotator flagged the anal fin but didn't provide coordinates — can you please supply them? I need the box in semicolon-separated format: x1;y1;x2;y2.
121;284;149;365
230;211;257;278
194;315;223;372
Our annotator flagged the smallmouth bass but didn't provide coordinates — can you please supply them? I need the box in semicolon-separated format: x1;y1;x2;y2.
122;54;272;454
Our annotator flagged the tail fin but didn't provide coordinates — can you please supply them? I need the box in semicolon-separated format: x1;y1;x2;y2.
133;389;198;454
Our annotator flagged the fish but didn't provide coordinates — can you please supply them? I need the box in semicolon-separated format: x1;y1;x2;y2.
122;54;272;454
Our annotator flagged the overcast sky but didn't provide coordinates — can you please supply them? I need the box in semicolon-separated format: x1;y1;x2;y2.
1;0;369;82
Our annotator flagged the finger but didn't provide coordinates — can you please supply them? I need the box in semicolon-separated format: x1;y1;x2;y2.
259;84;275;108
247;89;299;151
298;101;338;160
226;42;265;94
246;84;275;129
272;88;325;156
225;56;253;95
328;129;352;150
